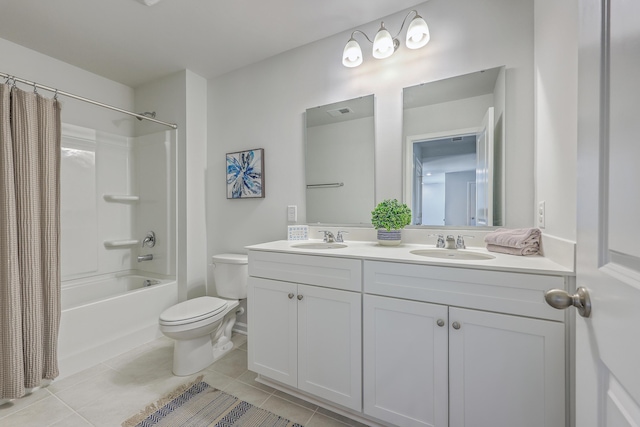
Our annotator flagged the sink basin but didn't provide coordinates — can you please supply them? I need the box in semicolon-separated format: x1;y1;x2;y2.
291;242;348;250
410;249;495;261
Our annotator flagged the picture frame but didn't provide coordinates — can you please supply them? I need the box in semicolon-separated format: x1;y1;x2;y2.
226;148;265;199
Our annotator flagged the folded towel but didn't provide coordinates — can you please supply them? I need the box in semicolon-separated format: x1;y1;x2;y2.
486;243;539;256
484;228;541;248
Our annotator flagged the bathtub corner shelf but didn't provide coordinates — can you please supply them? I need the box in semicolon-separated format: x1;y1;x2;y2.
104;239;139;248
103;194;140;203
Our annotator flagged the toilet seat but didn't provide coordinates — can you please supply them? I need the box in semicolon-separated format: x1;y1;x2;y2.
159;296;228;326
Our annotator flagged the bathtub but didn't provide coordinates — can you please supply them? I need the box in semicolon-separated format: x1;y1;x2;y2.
57;273;177;379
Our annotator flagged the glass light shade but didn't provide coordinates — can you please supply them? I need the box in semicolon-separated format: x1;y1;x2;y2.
342;38;363;67
372;25;395;59
406;15;430;49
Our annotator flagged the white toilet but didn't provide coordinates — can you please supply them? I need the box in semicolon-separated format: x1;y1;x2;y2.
159;253;248;376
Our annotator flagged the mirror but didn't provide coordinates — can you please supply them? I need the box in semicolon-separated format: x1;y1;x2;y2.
403;66;505;227
305;95;375;224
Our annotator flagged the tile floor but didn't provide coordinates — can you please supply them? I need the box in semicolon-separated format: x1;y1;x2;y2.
0;334;369;427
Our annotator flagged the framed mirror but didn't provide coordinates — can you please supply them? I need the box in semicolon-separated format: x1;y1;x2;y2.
403;66;505;227
305;95;375;224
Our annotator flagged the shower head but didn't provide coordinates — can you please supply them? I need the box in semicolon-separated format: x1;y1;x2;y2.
136;111;156;121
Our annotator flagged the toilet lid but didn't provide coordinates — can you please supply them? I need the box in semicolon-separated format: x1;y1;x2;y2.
159;296;228;325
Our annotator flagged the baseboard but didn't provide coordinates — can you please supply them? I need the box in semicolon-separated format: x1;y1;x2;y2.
255;375;389;427
232;322;247;335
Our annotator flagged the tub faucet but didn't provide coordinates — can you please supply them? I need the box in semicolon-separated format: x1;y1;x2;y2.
142;231;156;248
137;254;153;262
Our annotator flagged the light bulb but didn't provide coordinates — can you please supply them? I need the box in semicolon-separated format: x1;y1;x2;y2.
406;15;430;49
372;23;395;59
342;38;363;67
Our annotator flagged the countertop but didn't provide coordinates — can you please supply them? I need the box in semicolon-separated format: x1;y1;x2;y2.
246;240;575;276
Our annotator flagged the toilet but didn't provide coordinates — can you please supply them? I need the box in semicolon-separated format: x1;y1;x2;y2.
159;253;248;376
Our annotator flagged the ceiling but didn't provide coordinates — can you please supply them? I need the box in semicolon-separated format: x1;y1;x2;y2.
0;0;427;88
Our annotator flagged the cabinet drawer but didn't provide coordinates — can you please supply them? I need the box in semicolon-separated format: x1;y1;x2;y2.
249;250;361;292
364;260;566;321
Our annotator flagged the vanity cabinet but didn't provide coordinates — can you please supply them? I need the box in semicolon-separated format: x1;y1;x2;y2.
364;260;566;427
246;246;570;427
247;251;362;411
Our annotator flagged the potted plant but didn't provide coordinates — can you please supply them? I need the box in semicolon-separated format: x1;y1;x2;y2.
371;199;412;246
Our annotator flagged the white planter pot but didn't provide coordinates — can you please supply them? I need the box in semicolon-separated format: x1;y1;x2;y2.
377;229;402;246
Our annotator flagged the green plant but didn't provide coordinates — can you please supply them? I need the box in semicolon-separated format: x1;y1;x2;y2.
371;199;412;230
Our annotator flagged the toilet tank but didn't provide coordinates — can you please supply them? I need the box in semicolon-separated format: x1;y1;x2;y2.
211;253;248;299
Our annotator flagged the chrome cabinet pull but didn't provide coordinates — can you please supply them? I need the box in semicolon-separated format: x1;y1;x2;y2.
297;294;304;300
452;321;461;330
544;287;591;318
288;293;294;299
437;319;445;327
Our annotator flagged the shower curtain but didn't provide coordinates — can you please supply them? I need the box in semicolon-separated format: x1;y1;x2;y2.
0;83;61;399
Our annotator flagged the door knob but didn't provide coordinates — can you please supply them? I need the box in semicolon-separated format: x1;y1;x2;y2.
544;287;591;318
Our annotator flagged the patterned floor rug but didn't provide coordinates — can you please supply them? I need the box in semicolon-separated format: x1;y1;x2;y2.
122;376;304;427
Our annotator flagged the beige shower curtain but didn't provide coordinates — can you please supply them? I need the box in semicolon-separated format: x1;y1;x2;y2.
0;83;61;399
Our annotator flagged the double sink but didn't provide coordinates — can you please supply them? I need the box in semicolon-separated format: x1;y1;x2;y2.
291;242;495;261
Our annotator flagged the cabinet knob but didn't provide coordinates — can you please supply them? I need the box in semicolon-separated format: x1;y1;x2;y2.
436;319;445;327
297;294;304;300
452;321;461;330
288;293;294;299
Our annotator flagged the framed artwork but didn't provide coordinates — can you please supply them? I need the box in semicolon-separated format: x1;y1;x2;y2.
226;148;265;199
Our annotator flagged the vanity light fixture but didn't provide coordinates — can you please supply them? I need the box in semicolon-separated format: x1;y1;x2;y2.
342;10;430;68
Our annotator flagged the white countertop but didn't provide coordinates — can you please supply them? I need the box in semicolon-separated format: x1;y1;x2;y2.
246;240;575;276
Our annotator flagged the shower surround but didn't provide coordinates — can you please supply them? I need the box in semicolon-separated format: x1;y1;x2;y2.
58;124;177;378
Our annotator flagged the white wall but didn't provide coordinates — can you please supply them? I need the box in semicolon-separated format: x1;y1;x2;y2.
0;38;135;136
207;0;536;256
534;0;579;241
135;70;208;300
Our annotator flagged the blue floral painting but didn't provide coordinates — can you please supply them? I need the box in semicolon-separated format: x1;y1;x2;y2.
226;148;264;199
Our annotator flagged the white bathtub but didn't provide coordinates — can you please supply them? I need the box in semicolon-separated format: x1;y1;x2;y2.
58;273;177;379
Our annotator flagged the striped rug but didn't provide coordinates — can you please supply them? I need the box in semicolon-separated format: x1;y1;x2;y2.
122;376;303;427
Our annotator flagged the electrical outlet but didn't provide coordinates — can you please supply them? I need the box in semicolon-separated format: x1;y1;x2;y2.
287;205;297;222
538;201;545;229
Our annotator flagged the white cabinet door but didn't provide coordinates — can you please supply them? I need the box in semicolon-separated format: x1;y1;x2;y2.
247;277;298;387
297;284;362;411
363;295;449;427
448;307;565;427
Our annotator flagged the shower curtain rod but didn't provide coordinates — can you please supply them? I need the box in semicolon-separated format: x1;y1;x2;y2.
1;71;178;130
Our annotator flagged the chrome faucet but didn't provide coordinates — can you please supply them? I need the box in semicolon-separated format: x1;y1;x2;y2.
336;231;348;242
319;230;335;243
430;234;445;248
142;231;156;248
445;235;456;249
456;235;474;249
137;254;153;262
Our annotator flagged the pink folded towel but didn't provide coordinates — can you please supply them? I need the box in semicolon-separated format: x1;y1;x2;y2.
486;243;539;256
484;228;541;248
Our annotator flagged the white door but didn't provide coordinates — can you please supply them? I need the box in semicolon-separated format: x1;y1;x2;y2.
247;277;298;387
363;295;448;427
413;155;423;225
475;107;494;226
297;284;362;411
574;0;640;425
448;307;565;427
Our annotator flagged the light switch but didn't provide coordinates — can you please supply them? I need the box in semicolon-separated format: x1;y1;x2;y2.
538;201;545;229
287;205;297;222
